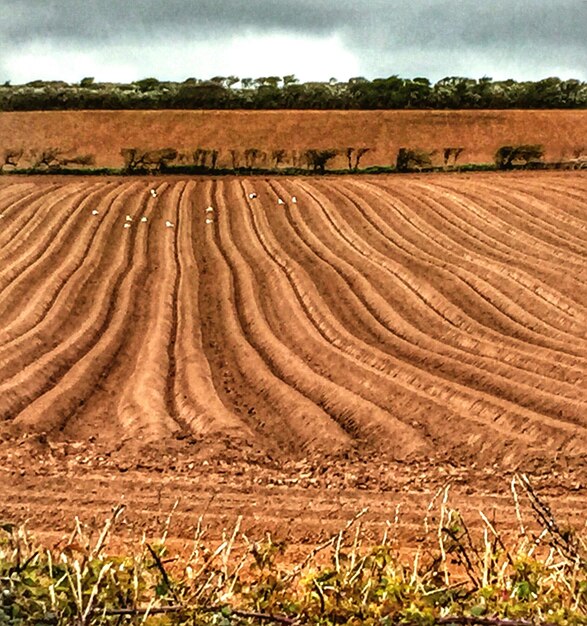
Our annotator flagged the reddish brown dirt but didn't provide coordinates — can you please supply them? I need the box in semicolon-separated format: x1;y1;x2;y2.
0;109;586;169
0;171;586;547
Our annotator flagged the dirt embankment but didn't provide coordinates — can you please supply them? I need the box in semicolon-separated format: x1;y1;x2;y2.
0;109;585;170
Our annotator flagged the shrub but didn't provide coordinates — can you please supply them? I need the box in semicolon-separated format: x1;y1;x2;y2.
495;144;544;170
304;149;339;173
396;147;433;172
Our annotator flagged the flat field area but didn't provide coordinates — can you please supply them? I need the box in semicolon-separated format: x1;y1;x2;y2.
0;171;585;545
1;109;586;168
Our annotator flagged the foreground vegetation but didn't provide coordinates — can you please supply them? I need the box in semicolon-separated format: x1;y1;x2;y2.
2;475;587;625
1;75;586;111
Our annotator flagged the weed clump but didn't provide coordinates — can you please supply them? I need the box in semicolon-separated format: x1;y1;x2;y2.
1;475;586;624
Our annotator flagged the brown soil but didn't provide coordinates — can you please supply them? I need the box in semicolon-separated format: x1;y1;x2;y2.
0;171;585;546
0;109;586;169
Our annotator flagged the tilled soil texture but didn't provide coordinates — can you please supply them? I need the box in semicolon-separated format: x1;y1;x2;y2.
1;109;586;169
0;172;585;544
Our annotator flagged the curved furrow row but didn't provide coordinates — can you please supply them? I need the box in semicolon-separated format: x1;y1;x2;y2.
386;183;586;339
0;182;37;214
0;183;62;247
0;183;141;377
354;180;586;355
0;182;104;291
518;179;587;222
0;182;112;329
435;177;587;249
0;183;87;265
267;180;586;453
468;180;587;249
317;179;582;384
197;180;352;457
172;181;256;443
1;183;150;430
116;182;184;442
242;180;548;462
390;179;587;275
432;181;587;314
334;179;584;374
291;180;585;413
230;180;432;457
425;179;587;295
60;182;169;443
0;183;127;347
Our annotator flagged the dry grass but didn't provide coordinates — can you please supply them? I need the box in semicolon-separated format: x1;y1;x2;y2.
2;475;587;624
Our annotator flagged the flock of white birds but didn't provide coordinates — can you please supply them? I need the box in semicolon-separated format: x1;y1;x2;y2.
85;188;299;230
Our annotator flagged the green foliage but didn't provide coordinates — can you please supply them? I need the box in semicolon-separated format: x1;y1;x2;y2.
2;477;587;624
2;76;586;111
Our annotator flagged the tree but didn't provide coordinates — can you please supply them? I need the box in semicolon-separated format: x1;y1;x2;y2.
305;149;338;173
193;148;210;167
229;149;241;169
271;149;287;168
244;148;262;169
80;77;95;88
134;77;160;92
353;147;370;170
121;147;178;173
443;147;464;169
495;144;544;169
396;148;433;172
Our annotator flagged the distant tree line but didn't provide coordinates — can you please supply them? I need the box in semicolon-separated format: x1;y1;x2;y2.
1;75;586;110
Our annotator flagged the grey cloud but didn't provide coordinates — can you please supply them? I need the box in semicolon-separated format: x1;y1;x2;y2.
1;0;585;81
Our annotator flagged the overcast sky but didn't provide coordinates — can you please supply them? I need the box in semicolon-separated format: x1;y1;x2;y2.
1;0;586;84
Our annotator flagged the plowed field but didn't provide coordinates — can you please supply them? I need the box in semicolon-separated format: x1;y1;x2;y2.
1;171;586;545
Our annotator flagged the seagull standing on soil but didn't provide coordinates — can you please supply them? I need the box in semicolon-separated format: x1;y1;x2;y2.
249;192;257;199
91;209;99;215
125;215;133;222
150;189;157;198
277;198;285;205
123;223;131;229
206;206;214;213
140;216;148;222
165;220;174;228
291;196;297;204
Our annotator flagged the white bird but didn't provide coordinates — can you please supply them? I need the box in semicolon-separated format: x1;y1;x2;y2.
165;220;174;228
150;189;157;197
205;218;213;224
140;216;148;222
125;215;132;222
123;223;131;229
277;198;285;205
291;196;297;204
91;209;99;215
249;192;257;199
206;206;214;213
